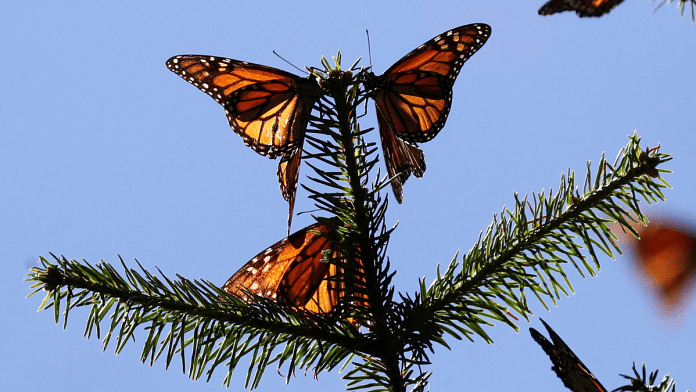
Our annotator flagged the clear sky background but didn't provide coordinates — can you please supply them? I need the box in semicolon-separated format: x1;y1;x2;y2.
2;1;695;391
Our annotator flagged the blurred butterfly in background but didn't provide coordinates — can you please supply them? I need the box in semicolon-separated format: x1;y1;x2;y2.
362;23;491;203
166;55;325;232
530;319;608;392
538;0;625;17
623;216;696;314
222;221;367;327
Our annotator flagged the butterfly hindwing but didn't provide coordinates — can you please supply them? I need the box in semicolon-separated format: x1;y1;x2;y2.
377;110;426;204
530;319;608;392
224;78;317;157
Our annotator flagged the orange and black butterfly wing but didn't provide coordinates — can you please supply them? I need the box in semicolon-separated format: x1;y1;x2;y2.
364;23;491;144
223;221;367;326
305;256;369;328
530;319;608;392
223;222;331;306
166;55;321;158
303;261;343;314
538;0;625;17
377;109;426;204
274;223;334;307
277;148;303;234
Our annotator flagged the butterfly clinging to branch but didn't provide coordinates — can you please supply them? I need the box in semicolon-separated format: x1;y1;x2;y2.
166;55;325;232
222;220;367;326
362;23;491;203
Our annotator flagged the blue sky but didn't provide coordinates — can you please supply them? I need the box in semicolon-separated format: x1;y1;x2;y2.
2;1;695;391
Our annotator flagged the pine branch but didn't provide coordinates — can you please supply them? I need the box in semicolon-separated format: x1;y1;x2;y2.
614;363;680;392
397;134;670;362
652;0;696;21
27;254;379;388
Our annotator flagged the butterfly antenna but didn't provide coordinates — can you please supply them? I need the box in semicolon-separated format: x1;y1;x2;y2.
273;50;306;74
297;208;322;216
366;29;373;66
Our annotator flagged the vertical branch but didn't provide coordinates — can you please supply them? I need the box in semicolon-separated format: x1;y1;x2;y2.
322;69;405;392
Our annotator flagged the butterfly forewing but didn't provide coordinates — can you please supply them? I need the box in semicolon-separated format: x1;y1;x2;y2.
167;56;292;105
387;24;491;78
167;54;319;158
222;222;331;304
367;23;490;143
530;319;608;392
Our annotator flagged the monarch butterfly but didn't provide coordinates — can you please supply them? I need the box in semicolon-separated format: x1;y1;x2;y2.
628;218;696;311
166;55;325;231
530;319;607;392
362;23;491;203
538;0;625;17
222;221;367;326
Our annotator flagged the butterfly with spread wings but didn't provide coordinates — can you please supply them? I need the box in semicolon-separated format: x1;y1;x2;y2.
538;0;625;17
530;319;608;392
362;23;491;203
223;220;367;326
166;55;325;232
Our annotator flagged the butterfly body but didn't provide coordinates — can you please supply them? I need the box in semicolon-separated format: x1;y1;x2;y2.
538;0;625;17
362;23;491;202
